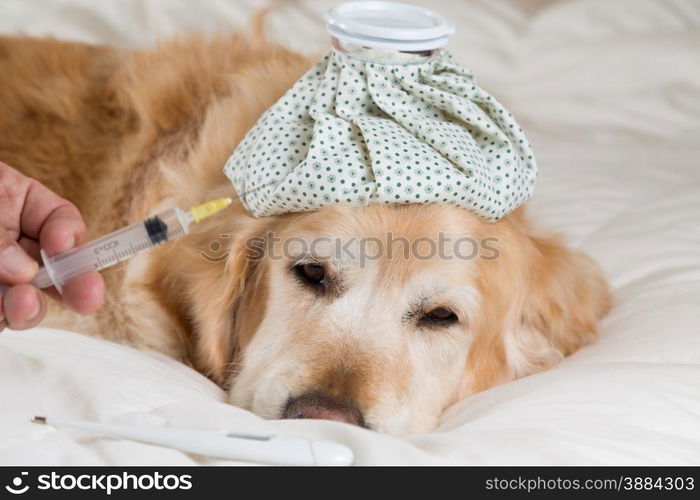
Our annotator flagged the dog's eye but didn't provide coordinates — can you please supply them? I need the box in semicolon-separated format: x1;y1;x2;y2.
293;263;326;287
419;307;458;327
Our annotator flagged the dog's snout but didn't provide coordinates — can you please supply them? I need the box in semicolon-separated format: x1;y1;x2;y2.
283;394;365;427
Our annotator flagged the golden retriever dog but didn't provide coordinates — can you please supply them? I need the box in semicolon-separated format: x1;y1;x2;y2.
0;25;610;434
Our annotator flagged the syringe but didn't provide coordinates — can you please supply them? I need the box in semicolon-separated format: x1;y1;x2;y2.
0;198;233;294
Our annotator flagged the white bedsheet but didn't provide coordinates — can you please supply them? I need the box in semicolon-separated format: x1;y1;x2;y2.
1;0;699;465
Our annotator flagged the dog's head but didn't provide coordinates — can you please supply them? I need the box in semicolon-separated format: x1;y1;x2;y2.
157;201;608;435
104;33;608;435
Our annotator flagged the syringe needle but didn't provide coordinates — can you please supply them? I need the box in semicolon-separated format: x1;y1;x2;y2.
190;197;234;223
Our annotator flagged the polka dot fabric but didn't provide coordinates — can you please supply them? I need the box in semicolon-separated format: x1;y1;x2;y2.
224;49;537;221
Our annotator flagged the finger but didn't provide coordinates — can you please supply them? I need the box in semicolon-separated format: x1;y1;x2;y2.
0;162;29;239
61;271;105;315
0;288;4;330
18;236;41;262
2;283;46;330
14;238;105;315
28;267;105;315
0;226;38;285
38;203;87;255
21;180;87;254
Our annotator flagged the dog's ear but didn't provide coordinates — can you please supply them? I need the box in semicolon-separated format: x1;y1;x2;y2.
465;216;610;395
160;206;275;386
505;233;611;381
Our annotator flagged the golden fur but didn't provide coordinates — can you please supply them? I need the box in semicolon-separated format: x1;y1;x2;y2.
0;30;610;434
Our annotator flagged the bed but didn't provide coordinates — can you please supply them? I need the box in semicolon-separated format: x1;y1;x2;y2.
1;0;699;465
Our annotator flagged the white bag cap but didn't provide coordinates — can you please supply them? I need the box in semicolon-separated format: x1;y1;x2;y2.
324;1;455;51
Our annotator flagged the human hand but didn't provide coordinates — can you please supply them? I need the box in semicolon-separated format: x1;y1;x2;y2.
0;161;105;331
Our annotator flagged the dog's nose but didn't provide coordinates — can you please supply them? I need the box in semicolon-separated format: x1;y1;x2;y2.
283;394;365;427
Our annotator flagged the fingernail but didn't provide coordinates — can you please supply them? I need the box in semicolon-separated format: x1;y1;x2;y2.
54;235;76;254
0;245;37;278
27;291;43;323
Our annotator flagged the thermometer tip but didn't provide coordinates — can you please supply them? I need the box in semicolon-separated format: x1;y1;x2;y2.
31;416;47;425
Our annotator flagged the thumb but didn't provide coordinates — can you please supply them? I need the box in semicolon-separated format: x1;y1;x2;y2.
0;226;38;285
